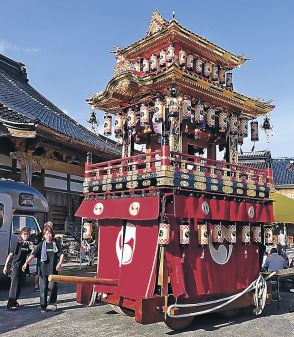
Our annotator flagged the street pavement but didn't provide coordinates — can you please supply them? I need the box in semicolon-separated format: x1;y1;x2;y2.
0;263;294;337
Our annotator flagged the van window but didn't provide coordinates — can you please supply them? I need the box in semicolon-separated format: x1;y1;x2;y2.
0;203;4;228
12;215;39;235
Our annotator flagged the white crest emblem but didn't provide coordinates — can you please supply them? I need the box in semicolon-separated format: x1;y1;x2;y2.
116;223;136;266
248;206;255;219
202;201;210;215
129;202;140;216
208;225;233;265
93;202;104;215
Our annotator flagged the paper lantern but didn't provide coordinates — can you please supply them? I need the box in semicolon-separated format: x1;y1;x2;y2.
264;227;273;245
195;58;203;74
182;95;192;120
241;224;251;244
252;225;262;243
179;49;187;66
166;44;175;63
219;67;226;84
140;103;149;126
127;107;137;129
226;224;237;244
104;114;112;136
212;65;219;81
134;59;141;72
114;112;124;138
226;72;233;89
150;54;158;72
142;58;150;72
154;97;164;123
240;118;248;138
198;223;208;245
207;106;216;128
211;223;223;243
180;221;190;245
203;61;211;78
218;110;228;132
251;121;259;142
229;114;238;135
159;49;167;67
194;100;204;125
158;220;170;246
186;54;194;70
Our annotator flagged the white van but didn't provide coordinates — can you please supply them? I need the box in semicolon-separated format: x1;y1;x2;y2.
0;179;49;275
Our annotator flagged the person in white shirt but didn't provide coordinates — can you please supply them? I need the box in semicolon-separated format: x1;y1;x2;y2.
278;230;286;251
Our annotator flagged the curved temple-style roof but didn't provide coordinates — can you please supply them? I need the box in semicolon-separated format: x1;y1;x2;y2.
0;54;120;157
120;11;247;69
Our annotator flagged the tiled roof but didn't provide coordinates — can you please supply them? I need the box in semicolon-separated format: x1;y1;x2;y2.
272;158;294;186
0;54;120;157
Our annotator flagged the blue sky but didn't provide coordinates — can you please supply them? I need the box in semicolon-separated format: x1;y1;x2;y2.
1;0;293;158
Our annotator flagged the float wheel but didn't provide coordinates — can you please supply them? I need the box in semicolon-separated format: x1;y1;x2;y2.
164;315;194;330
111;305;135;317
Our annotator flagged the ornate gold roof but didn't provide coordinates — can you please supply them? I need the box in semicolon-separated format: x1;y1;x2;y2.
88;65;274;117
119;11;247;69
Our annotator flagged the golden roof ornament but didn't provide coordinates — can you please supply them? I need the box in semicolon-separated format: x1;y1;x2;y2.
147;10;167;36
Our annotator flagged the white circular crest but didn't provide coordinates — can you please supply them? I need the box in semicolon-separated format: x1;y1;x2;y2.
129;202;140;216
208;228;233;265
116;223;136;266
93;202;104;215
248;206;255;219
202;201;210;215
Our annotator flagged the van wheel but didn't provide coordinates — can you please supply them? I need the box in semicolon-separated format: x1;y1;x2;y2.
164;316;194;330
111;305;135;317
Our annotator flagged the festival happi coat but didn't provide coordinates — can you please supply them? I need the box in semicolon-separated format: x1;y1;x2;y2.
74;11;275;328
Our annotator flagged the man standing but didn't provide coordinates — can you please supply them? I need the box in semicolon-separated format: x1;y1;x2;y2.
278;229;286;251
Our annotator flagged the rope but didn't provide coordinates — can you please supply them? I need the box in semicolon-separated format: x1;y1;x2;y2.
167;272;276;319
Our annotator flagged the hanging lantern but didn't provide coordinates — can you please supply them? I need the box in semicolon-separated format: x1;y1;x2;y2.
241;224;251;244
219;67;226;85
226;72;233;90
212;65;219;81
166;44;175;63
229;114;238;135
180;220;190;245
104;114;112;136
226;223;237;244
206;106;216;128
127;107;137;129
203;61;211;78
252;225;262;243
182;95;192;120
134;59;141;72
150;54;158;72
186;54;194;70
158;219;170;246
218;109;228;133
140;103;149;126
264;227;273;245
251;121;259;142
194;100;204;125
142;58;150;72
198;223;208;245
154;97;164;123
114;112;124;138
211;223;223;243
168;97;179;118
159;49;167;67
195;58;203;74
82;222;93;240
240;118;248;138
179;49;187;67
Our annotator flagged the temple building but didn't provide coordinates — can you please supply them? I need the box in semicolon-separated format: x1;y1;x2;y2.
0;53;120;231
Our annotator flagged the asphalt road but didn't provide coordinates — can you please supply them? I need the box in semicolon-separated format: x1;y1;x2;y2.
0;263;294;337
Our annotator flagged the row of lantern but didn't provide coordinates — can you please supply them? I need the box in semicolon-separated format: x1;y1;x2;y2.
104;100;259;141
133;45;233;88
157;220;273;246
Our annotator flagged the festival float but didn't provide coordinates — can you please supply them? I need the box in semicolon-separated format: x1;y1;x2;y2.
51;11;277;329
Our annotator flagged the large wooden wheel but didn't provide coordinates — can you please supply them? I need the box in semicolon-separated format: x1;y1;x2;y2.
164;315;194;330
111;305;135;317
